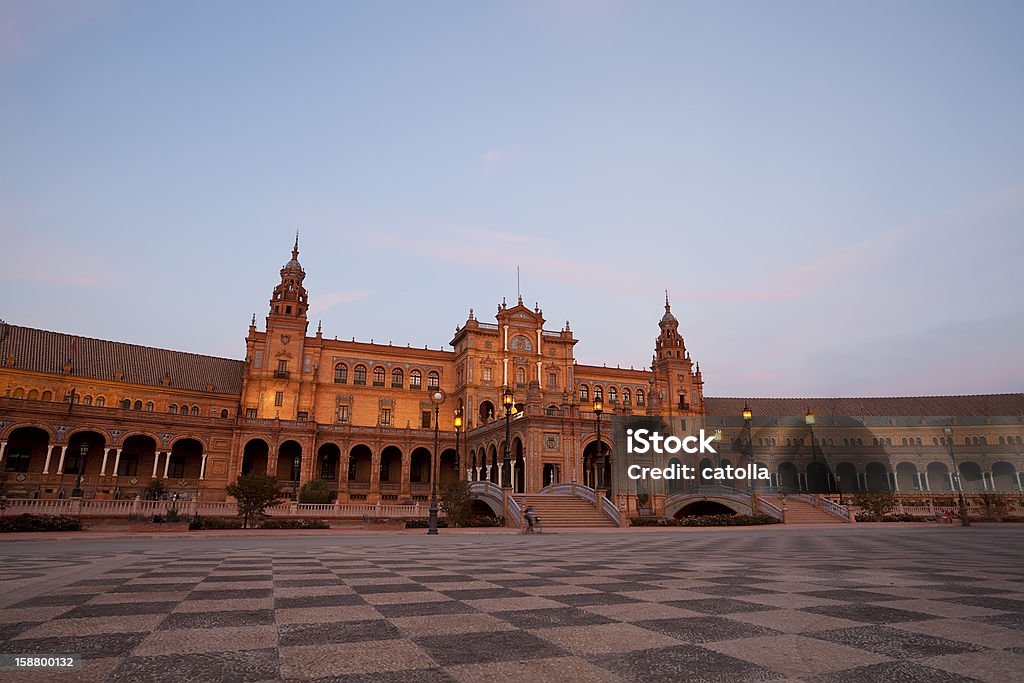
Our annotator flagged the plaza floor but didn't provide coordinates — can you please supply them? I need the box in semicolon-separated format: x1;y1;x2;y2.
0;526;1022;682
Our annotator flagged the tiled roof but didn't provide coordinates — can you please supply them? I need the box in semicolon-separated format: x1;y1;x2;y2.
0;323;245;394
706;394;1024;418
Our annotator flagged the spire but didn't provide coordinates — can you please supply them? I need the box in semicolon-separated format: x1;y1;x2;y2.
293;231;300;260
660;291;678;326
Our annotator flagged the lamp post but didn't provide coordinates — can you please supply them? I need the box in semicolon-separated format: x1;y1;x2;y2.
944;425;971;527
743;404;755;491
502;387;514;489
428;389;445;535
592;398;603;490
454;411;462;477
72;441;87;497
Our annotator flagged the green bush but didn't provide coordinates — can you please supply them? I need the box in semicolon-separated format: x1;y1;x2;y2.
630;514;780;527
298;479;335;504
405;519;449;528
0;514;84;532
189;516;243;530
259;518;330;529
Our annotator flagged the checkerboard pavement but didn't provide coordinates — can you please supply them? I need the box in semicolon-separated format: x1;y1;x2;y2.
1;528;1022;682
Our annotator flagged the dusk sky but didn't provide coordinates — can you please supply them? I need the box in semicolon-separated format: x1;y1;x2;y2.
2;1;1022;398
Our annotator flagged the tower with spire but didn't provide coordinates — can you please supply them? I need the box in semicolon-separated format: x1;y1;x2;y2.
650;292;704;419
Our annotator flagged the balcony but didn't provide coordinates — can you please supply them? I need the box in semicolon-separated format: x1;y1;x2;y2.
274;370;289;379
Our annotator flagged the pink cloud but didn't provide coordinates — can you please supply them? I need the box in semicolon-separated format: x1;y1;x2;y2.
308;290;368;316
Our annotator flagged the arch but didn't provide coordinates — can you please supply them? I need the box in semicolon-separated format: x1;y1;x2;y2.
276;440;302;489
372;366;386;386
593;385;604;401
865;461;889;491
698;457;715;486
169;438;203;480
807;461;830;493
145;402;154;412
489;444;498;484
512;438;525;493
168;433;210;451
12;388;25;399
353;365;367;385
334;363;348;383
667;457;685;494
379;445;402;484
440;448;459;486
545;404;561;416
66;425;114;445
958;461;983;492
926;461;951;492
579;384;589;402
63;430;107;482
636;389;645;405
514;367;526;386
835;461;858;492
27;389;39;400
391;368;404;388
242;438;269;476
410;447;432;483
991;461;1017;493
896;461;919;491
479;400;495;423
169;404;178;414
133;400;143;411
582;438;612;491
778;462;798;490
427;371;440;389
190;405;199;416
2;426;51;475
348;444;372;483
674;500;738;518
1;422;57;442
608;386;618;404
622;388;631;405
317;442;341;481
410;369;422;389
118;434;158;479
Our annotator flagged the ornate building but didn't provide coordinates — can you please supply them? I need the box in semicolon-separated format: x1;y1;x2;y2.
1;239;1022;515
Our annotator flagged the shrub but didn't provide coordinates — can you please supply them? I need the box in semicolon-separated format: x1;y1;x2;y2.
440;481;474;527
850;492;898;518
467;515;504;527
189;516;243;530
259;518;330;529
298;479;335;504
0;514;84;532
226;475;284;528
630;514;780;527
405;519;449;529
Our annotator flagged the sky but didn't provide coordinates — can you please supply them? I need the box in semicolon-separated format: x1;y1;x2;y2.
2;1;1022;398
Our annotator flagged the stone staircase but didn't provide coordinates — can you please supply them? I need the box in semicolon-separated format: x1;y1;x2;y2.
763;496;845;524
514;494;618;528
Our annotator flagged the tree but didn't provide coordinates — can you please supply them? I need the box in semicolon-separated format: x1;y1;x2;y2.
974;493;1011;520
226;475;284;528
298;479;335;504
439;480;474;528
145;479;166;500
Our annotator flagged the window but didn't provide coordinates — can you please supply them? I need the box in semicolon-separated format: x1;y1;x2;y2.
276;360;288;378
42;390;52;401
245;408;257;418
96;397;105;407
410;370;422;389
380;408;392;426
354;365;367;385
427;371;440;390
548;372;558;388
254;350;263;368
622;388;631;404
609;387;618;403
545;405;560;416
274;392;284;407
594;386;603;401
421;410;432;429
134;401;143;411
168;456;185;479
373;367;386;387
482;367;492;382
515;367;526;387
145;402;154;412
334;363;348;383
321;458;337;480
4;447;31;473
190;405;199;416
83;395;93;406
636;389;645;406
169;404;177;414
13;388;24;399
391;368;404;388
220;409;229;418
337;404;350;423
579;385;589;402
118;453;139;477
297;411;308;422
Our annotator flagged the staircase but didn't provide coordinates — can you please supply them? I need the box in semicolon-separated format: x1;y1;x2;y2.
763;496;844;524
514;494;618;528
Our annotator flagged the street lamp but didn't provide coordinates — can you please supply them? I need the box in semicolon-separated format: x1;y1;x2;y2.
454;411;462;476
944;425;971;527
428;389;445;535
72;441;87;497
502;387;514;489
592;398;603;490
743;404;755;491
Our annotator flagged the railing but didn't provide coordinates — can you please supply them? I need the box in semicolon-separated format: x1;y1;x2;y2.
536;482;621;526
0;498;432;519
821;496;852;522
467;481;518;527
758;498;784;520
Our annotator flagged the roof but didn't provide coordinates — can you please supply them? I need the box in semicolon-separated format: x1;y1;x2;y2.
705;394;1024;418
0;323;245;394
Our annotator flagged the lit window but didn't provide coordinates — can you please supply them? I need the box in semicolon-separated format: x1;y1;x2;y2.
579;385;589;402
427;371;440;389
410;370;422;389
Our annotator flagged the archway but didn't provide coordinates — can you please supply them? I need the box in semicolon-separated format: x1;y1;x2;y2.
64;431;107;496
440;448;459;485
479;401;495;424
865;461;889;491
3;426;50;476
835;461;857;493
348;445;372;486
582;439;612;491
489;445;498;484
470;499;497;519
959;462;983;492
667;457;685;494
410;447;432;484
242;439;269;476
927;461;951;492
896;462;919;491
992;461;1017;493
674;501;737;518
806;461;830;493
379;446;402;488
277;440;303;492
512;438;525;493
778;462;798;490
317;443;341;482
168;438;203;483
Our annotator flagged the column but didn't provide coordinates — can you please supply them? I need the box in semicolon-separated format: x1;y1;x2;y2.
43;446;54;474
200;453;208;480
369;449;380;499
338;454;349;500
949;473;956;491
1016;472;1023;492
0;440;6;464
152;452;162;478
399;452;411;499
56;445;68;474
485;465;491;482
892;471;899;491
163;452;171;478
100;449;111;476
112;449;122;477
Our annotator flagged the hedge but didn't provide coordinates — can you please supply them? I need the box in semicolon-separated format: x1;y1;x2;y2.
630;514;780;527
188;517;243;530
259;519;330;529
0;514;84;532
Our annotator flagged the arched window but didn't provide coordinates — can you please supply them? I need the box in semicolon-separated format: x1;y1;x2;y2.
373;366;386;386
933;436;939;445
391;368;404;388
622;388;631;404
190;405;199;416
42;390;52;401
334;363;347;384
515;367;526;386
915;437;922;446
608;387;618;403
354;365;367;385
427;371;440;389
999;436;1006;445
96;396;105;407
579;385;589;402
410;370;422;389
901;437;907;446
133;400;142;410
83;395;93;406
169;404;178;414
13;388;24;398
145;402;154;412
979;436;987;445
594;386;603;401
546;405;560;416
221;409;229;418
636;389;645;405
872;438;879;446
